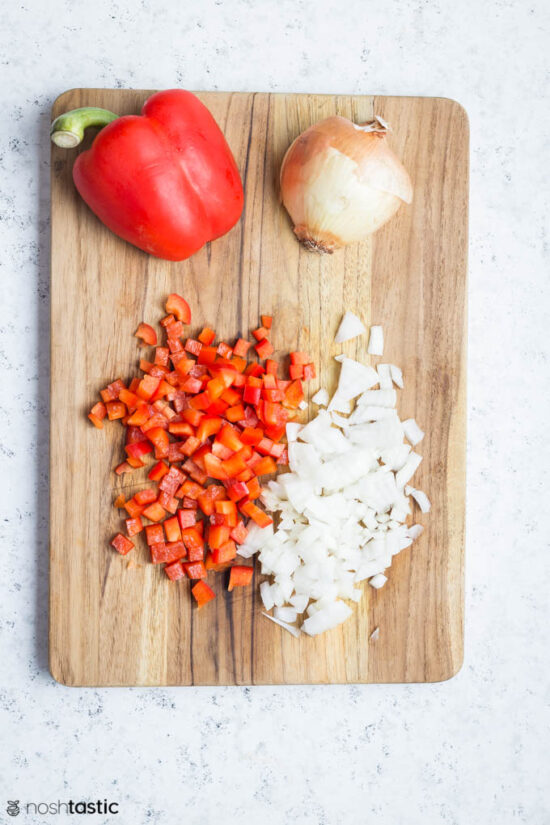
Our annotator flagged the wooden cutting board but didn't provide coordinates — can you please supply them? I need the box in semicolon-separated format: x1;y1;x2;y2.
49;89;468;686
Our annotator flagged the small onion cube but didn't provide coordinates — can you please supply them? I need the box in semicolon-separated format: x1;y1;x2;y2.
367;325;384;355
311;388;329;406
403;418;425;446
389;364;404;388
274;606;298;623
334;311;366;343
262;612;301;638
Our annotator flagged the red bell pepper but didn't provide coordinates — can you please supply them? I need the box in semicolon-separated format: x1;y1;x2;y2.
50;90;244;260
191;580;216;607
228;565;254;591
111;533;134;556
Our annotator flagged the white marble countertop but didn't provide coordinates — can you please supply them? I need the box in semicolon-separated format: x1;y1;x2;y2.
1;0;549;822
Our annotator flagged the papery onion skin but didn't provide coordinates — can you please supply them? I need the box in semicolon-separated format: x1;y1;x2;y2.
280;116;413;253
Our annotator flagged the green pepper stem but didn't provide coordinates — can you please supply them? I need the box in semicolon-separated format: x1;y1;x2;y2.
50;107;119;148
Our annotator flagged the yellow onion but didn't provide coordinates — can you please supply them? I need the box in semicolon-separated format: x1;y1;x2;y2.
280;115;413;253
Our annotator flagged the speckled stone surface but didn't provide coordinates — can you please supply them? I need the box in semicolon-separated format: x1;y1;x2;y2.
1;0;549;822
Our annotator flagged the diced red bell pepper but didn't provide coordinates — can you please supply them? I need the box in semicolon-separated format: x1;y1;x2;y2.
198;345;217;366
135;322;157;346
221;452;248;478
145;524;165;546
261;315;273;330
159;466;185;496
151;541;186;564
123;498;143;519
181;408;203;427
228;565;254;590
212;540;237;564
191;579;215;606
184;338;202;357
243;385;261;405
277;447;289;465
157;491;178;513
239;500;273;527
166;294;191;324
290;351;309;365
125;440;153;460
163;515;181;542
255;338;274;360
225;403;246;422
180;436;201;457
106;400;127;420
126;456;145;469
231;520;249;544
91;401;107;420
181;526;204;559
264;423;286;442
205;550;229;571
303;363;316;380
167;421;194;437
100;378;126;403
195;415;223;443
183;560;207;580
252;326;269;341
146;427;170;459
189;391;211;411
216;423;243;453
245;476;262;498
165;560;186;581
177;509;196;530
119;388;139;410
203;452;228;481
111;533;134;556
179;480;204;500
231;357;248;375
233;338;251;358
208;524;231;549
212;441;233;460
137;375;161;400
126;401;151;426
154;346;170;366
88;412;104;428
142;501;166;522
225;479;250;501
166;319;184;341
134;488;157;506
217;341;233;358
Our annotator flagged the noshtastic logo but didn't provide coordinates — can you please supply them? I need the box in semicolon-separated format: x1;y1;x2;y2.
7;799;119;816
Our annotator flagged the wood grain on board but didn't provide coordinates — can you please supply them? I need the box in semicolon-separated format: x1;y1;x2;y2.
50;89;468;686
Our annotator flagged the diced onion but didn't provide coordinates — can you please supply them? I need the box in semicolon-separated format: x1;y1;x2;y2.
311;388;329;406
334;311;366;343
368;325;384;355
274;606;298;623
389;364;403;388
395;452;422;488
262;612;301;638
405;486;431;513
377;364;392;389
260;580;274;610
403;418;424;446
253;321;429;638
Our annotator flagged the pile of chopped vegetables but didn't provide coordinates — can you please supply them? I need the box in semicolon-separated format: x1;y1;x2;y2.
89;295;315;607
236;311;430;637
